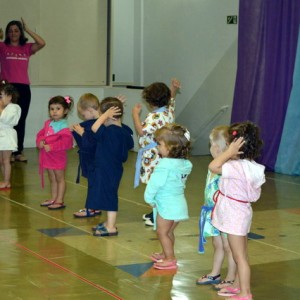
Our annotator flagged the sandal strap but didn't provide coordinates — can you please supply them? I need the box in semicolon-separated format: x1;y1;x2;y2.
202;274;221;280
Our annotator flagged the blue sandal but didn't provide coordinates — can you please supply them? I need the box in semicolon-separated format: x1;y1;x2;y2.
196;274;221;285
93;225;118;237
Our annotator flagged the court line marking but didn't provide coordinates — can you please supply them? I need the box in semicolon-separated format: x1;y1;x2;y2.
0;235;123;300
65;180;150;208
0;194;151;260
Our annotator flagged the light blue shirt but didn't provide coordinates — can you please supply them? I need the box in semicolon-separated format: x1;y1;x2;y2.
144;158;192;221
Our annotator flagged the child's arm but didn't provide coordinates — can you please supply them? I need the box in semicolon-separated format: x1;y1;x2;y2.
44;130;73;152
170;78;181;99
91;106;121;133
132;103;144;136
209;137;245;174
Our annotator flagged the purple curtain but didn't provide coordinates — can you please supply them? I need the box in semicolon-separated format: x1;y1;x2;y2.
231;0;300;170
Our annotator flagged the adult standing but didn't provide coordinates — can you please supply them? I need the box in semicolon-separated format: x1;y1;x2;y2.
0;18;45;162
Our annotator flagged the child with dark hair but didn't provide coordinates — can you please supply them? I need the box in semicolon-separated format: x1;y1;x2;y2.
36;96;74;209
0;18;45;162
210;121;265;300
132;78;181;226
0;82;21;189
86;97;134;236
144;124;192;270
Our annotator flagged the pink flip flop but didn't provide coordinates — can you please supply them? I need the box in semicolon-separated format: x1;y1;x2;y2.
153;260;177;270
150;253;165;262
226;294;252;300
217;286;241;297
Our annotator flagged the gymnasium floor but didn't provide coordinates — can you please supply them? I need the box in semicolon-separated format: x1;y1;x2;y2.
0;148;299;300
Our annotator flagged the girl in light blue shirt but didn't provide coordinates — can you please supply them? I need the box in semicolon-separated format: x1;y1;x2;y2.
144;123;192;270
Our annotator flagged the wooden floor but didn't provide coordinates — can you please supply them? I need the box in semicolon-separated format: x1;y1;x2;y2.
0;148;300;299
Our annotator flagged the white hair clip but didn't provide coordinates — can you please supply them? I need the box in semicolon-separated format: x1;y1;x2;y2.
184;130;190;141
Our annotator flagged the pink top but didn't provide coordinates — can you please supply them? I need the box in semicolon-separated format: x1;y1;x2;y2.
212;159;265;236
36;120;73;187
0;42;33;84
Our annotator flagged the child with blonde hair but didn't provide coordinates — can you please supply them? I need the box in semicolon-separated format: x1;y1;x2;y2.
144;124;192;270
197;125;236;290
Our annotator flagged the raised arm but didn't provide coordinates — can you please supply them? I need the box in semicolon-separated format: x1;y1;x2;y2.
91;106;121;133
21;18;46;54
132;103;144;136
170;78;181;99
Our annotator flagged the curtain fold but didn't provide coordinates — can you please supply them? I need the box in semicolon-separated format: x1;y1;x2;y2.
275;28;300;175
231;0;300;171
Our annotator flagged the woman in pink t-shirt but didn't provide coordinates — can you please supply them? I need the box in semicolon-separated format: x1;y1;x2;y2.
0;18;45;162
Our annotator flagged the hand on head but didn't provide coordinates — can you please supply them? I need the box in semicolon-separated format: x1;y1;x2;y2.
228;137;245;158
21;18;27;32
105;106;121;120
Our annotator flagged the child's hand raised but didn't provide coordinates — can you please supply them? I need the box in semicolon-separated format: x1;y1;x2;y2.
116;94;126;105
132;103;142;115
170;78;181;98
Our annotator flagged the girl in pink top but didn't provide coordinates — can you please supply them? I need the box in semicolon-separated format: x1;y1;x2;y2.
210;122;265;300
36;96;74;210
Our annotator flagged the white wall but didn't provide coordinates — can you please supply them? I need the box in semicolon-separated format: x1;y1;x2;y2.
111;0;239;154
23;0;239;155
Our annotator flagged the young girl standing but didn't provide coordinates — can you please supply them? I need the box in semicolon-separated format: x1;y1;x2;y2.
132;78;181;226
144;124;192;270
36;96;74;210
0;82;21;189
210;121;265;300
197;125;236;290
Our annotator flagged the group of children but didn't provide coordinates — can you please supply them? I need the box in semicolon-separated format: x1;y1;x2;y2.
0;79;265;299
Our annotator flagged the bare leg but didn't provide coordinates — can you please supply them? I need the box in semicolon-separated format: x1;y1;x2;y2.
222;234;236;281
53;169;65;203
0;151;12;188
47;169;66;209
227;234;251;298
197;235;223;283
105;211;118;232
156;213;178;261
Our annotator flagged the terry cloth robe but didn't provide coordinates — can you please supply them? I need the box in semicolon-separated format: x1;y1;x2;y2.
144;157;193;222
36;119;73;187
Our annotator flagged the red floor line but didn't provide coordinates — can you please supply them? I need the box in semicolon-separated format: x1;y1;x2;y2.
15;242;123;300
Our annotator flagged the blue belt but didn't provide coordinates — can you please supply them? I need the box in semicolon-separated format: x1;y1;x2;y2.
134;141;157;188
198;205;213;253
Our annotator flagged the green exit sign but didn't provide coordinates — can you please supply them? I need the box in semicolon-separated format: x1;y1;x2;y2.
227;15;238;24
